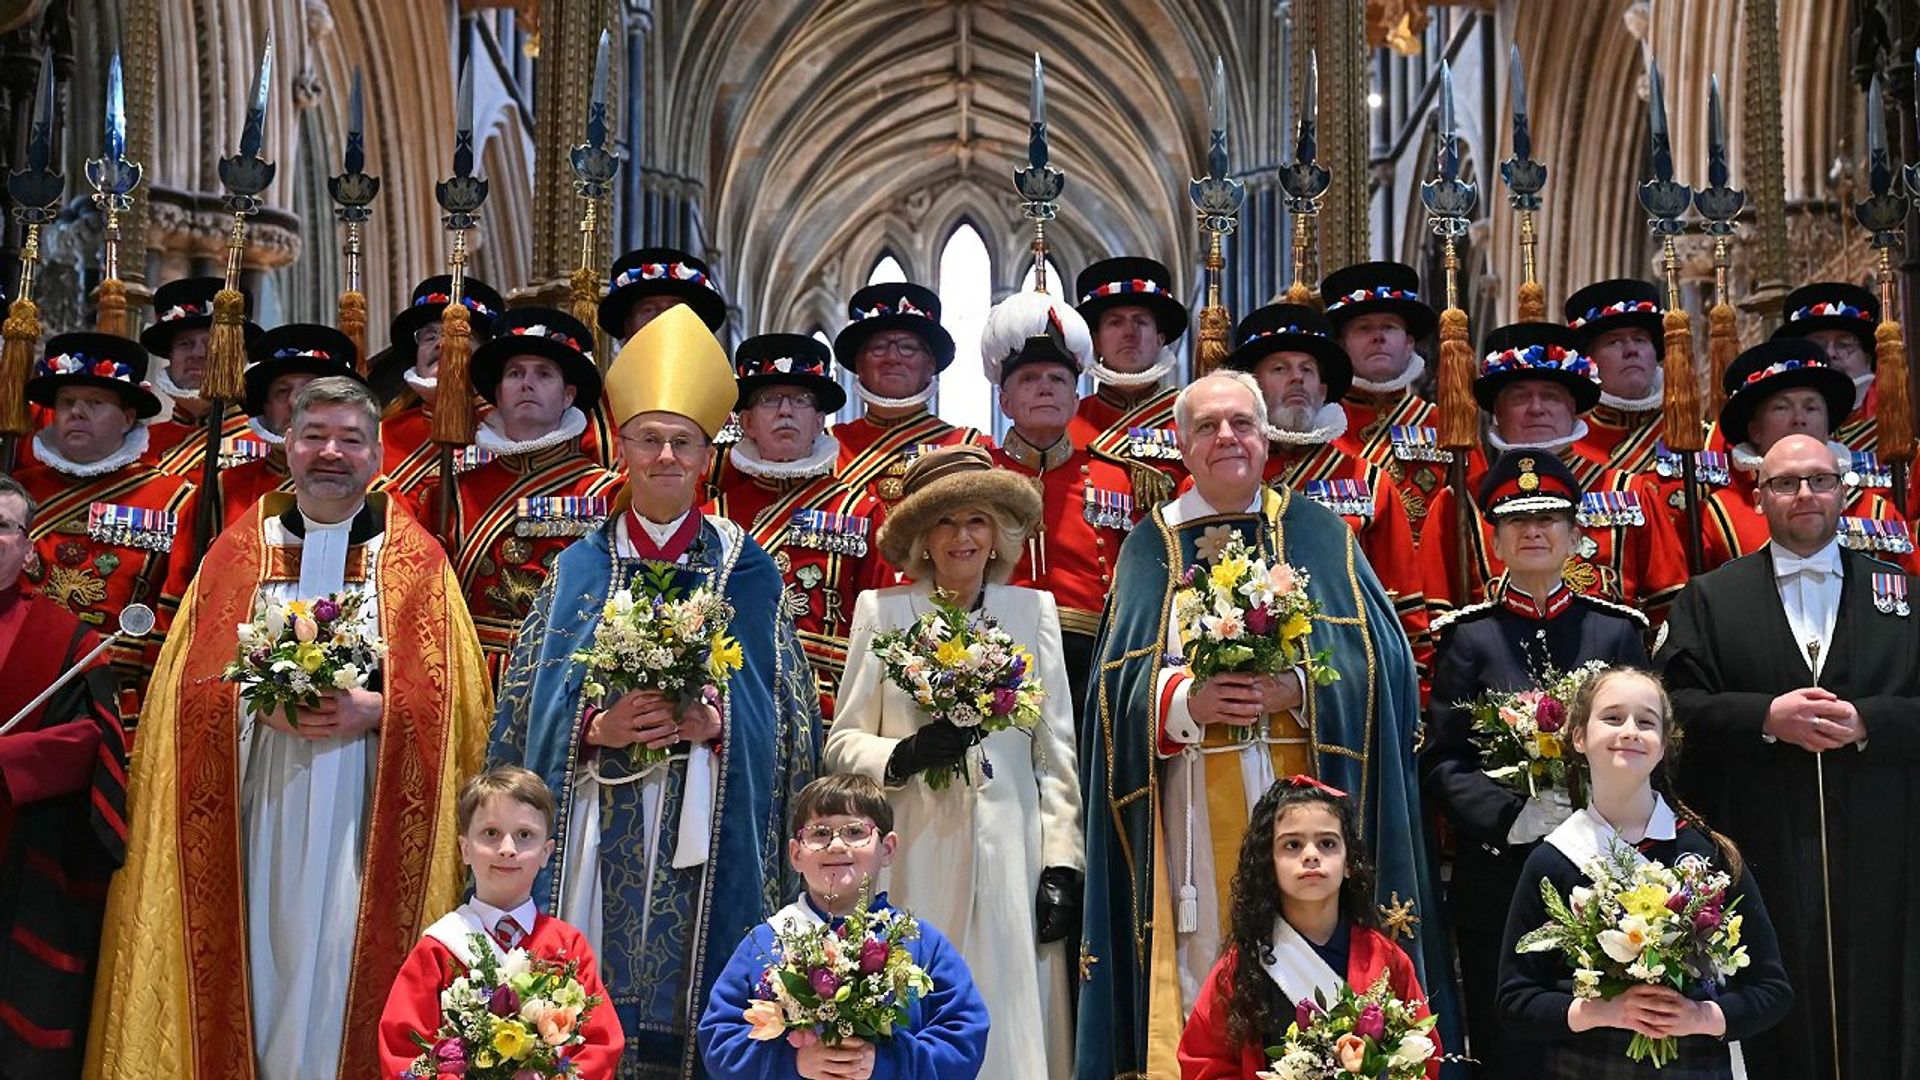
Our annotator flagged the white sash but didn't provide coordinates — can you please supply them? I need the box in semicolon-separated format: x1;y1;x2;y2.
1260;917;1346;1009
423;904;508;968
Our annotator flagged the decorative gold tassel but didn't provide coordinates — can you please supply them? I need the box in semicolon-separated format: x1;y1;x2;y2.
1195;306;1231;377
1282;281;1319;308
1876;315;1913;464
1436;306;1476;449
1660;308;1703;453
338;289;368;375
203;288;248;401
432;300;476;445
95;278;129;338
1516;280;1546;323
0;297;40;436
1706;300;1738;416
569;264;604;365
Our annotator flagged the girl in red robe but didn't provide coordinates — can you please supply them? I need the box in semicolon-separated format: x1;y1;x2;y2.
1178;777;1443;1079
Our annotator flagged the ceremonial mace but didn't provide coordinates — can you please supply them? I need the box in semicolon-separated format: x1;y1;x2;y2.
1014;52;1065;293
569;30;620;353
86;52;142;339
1277;50;1328;308
1420;61;1478;605
198;35;276;562
328;70;379;372
1499;45;1548;322
1190;56;1243;376
0;603;156;736
1;57;63;473
1805;639;1843;1080
1695;76;1744;417
1638;55;1705;576
433;32;490;541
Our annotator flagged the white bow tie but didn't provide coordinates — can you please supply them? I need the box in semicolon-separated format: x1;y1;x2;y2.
1775;550;1841;581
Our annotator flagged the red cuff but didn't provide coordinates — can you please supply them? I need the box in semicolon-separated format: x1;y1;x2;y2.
1157;672;1191;758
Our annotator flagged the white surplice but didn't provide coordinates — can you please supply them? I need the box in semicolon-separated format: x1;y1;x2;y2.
241;508;381;1080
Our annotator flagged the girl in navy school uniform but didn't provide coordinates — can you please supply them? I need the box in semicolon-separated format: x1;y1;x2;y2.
1497;668;1792;1078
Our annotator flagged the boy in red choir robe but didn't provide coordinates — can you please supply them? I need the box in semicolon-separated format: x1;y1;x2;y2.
379;766;624;1078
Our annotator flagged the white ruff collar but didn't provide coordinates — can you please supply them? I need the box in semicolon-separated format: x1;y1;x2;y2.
1731;439;1855;475
1089;346;1178;389
854;381;935;411
1598;374;1665;413
402;367;438;394
152;364;198;404
1488;419;1590;455
1854;372;1875;411
473;407;587;456
246;416;286;446
729;433;839;480
32;425;151;478
1348;352;1426;395
1267;402;1350;446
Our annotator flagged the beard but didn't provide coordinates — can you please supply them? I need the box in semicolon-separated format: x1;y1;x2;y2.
1268;402;1318;433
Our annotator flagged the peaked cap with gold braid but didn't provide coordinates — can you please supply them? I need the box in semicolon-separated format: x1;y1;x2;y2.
604;303;735;436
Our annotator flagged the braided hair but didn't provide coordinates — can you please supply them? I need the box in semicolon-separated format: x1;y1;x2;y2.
1219;780;1379;1049
1566;666;1744;878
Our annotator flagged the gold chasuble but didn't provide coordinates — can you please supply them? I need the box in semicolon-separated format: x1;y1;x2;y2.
85;493;490;1080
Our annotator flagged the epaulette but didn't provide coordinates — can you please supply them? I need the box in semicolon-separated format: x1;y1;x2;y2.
1573;592;1651;628
1428;599;1499;635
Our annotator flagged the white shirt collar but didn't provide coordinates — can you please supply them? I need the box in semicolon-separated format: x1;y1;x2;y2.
1168;486;1262;526
30;425;151;478
464;895;538;938
1544;794;1679;869
635;510;690;547
1769;536;1843;578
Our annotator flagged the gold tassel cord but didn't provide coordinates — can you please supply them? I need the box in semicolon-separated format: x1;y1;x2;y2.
569;265;601;343
95;278;129;338
432;300;476;446
1282;281;1319;307
0;297;40;436
1435;306;1476;450
1706;300;1738;417
1660;307;1703;453
1876;314;1912;464
1515;280;1546;323
339;289;369;375
203;288;249;401
1195;306;1232;376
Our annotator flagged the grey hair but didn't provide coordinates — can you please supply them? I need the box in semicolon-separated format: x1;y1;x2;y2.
903;501;1028;585
1173;369;1268;435
291;376;381;436
0;473;36;527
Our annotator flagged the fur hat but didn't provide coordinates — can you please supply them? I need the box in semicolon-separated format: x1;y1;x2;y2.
875;445;1042;583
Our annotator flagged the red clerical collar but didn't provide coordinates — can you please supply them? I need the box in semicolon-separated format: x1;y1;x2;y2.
626;509;703;563
1500;580;1573;620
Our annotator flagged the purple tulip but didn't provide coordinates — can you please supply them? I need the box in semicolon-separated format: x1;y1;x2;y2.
1667;890;1691;914
1694;906;1723;933
313;598;341;624
860;937;889;976
1354;1002;1386;1040
249;647;271;667
991;687;1020;716
487;984;520;1017
1244;605;1275;636
1534;696;1567;733
432;1037;468;1073
1295;998;1323;1030
809;967;840;998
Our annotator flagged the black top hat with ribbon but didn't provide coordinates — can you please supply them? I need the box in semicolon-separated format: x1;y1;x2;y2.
1318;260;1437;340
1222;303;1354;402
140;276;262;356
733;333;846;414
833;282;957;373
598;247;728;336
29;332;163;418
1771;281;1878;357
379;274;508;381
1074;256;1188;342
1718;338;1856;447
470;307;603;408
1474;322;1601;413
1477;447;1583;521
242;324;364;417
1564;279;1664;355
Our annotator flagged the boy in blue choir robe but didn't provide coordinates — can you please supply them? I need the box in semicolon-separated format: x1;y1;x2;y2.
698;775;989;1079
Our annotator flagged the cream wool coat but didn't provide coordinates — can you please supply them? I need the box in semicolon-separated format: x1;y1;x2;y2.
826;580;1084;1080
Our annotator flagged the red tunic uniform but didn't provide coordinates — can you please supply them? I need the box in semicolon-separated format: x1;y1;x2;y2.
708;454;888;720
1337;390;1451;541
833;410;992;548
1576;401;1665;476
16;457;199;722
1648;458;1920;574
143;405;251;477
384;393;615;497
216;438;292;525
1177;925;1441;1080
411;440;625;679
377;912;625;1080
1069;387;1187;509
1833;379;1876;454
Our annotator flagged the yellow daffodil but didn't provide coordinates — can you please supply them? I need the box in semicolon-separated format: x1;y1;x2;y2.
935;637;971;667
1280;613;1312;642
1534;732;1563;759
1209;556;1248;592
491;1017;534;1060
707;634;744;678
1725;913;1744;947
284;599;313;619
1618;882;1673;923
293;642;328;673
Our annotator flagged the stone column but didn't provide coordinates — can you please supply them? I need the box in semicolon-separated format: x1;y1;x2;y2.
523;0;620;309
1739;0;1789;326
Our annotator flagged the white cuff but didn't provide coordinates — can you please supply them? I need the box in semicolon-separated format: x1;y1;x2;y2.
1157;668;1200;749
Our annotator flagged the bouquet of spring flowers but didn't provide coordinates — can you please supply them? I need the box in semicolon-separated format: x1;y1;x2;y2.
1467;660;1607;798
402;932;604;1079
870;594;1045;790
1173;529;1339;739
741;896;936;1046
573;564;745;771
1514;844;1751;1068
1258;973;1439;1080
222;592;381;728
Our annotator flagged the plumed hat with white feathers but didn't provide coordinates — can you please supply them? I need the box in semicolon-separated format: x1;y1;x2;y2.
978;289;1095;385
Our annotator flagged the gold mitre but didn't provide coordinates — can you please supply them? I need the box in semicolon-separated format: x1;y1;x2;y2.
604;303;735;436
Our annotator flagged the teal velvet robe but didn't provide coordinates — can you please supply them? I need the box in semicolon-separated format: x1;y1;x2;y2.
1073;485;1457;1079
491;516;822;1077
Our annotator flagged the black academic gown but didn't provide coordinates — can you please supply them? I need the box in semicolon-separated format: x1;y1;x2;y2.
1657;545;1920;1079
1423;585;1648;1079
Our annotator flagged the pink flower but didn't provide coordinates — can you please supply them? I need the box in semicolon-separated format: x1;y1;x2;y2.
1335;1032;1368;1072
313;598;341;623
859;937;889;975
1694;906;1723;933
293;616;319;644
1266;562;1298;596
535;1003;581;1046
743;999;786;1041
1353;1002;1386;1040
431;1038;467;1073
1244;605;1275;636
1534;696;1567;733
1667;891;1690;914
1295;998;1323;1030
809;967;840;998
991;687;1019;716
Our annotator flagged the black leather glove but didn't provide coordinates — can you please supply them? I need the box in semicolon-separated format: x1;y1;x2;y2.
1035;866;1084;944
884;720;979;785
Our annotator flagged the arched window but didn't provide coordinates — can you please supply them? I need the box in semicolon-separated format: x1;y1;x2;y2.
867;254;908;286
935;224;993;434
